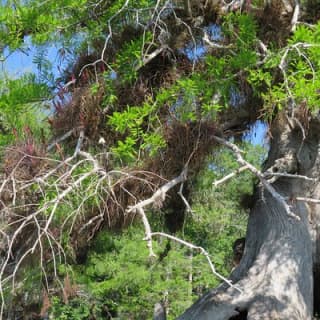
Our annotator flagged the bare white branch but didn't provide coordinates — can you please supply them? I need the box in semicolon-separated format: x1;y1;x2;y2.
126;167;188;256
127;167;188;213
151;232;242;293
213;165;249;187
47;129;76;152
290;1;300;32
135;45;168;71
294;197;320;204
263;172;315;182
213;136;299;220
125;166;243;291
74;130;85;156
178;182;194;214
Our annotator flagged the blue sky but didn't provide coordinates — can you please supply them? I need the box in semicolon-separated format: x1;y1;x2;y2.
1;37;35;75
1;36;64;79
246;120;268;146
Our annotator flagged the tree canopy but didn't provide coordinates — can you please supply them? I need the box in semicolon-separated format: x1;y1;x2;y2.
1;0;320;319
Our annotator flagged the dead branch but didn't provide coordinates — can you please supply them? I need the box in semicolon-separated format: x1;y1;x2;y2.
47;129;76;152
213;136;299;219
74;130;85;156
135;45;168;71
126;167;188;256
213;165;249;187
264;172;315;181
151;232;242;293
127;167;188;213
125;166;242;292
294;197;320;204
203;32;233;50
178;182;194;214
290;1;300;32
0;149;113;316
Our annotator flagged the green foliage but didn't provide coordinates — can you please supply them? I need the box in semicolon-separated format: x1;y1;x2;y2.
0;0;156;64
0;0;89;49
50;297;92;320
0;73;50;146
113;32;152;83
248;22;320;116
57;226;220;319
223;14;258;69
284;25;320;111
153;13;260;123
32;48;56;86
108;100;165;162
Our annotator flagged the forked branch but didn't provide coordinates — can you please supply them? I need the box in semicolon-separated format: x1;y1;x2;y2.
213;136;300;219
126;166;241;291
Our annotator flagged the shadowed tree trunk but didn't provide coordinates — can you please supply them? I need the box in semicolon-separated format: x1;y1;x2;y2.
177;112;320;319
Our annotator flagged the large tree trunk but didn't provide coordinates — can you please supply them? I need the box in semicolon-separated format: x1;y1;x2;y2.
178;112;320;319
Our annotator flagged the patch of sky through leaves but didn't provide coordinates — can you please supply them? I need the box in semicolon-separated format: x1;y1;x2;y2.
181;23;268;147
182;23;222;61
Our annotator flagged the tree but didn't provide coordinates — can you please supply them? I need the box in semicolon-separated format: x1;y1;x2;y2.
0;0;320;319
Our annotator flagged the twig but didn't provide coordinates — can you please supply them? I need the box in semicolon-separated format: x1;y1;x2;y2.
79;0;130;77
0;149;115;316
213;165;249;187
78;151;105;173
151;232;242;293
126;166;242;292
263;172;315;181
127;167;188;213
137;207;156;257
47;129;75;152
135;45;168;71
178;183;194;214
203;32;233;50
74;130;85;156
294;197;320;204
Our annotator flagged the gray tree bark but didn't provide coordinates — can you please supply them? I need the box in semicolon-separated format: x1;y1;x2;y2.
154;302;167;320
178;111;320;319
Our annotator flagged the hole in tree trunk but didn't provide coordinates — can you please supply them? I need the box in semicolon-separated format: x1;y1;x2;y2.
229;309;248;320
314;265;320;317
